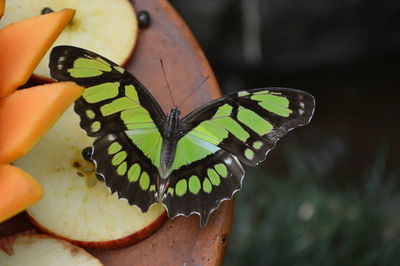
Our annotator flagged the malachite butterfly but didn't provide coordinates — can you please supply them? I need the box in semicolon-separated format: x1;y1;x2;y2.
49;46;315;227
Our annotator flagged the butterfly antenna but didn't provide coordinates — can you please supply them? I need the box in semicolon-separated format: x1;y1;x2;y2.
177;75;210;109
160;59;176;107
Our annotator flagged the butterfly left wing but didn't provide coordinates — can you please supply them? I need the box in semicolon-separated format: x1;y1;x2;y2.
162;88;315;226
49;46;166;212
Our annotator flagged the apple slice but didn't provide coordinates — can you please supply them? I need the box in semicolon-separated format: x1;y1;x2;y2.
13;106;167;249
0;0;137;81
0;0;4;18
0;233;103;265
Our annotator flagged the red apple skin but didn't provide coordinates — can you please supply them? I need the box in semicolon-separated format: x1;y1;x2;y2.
26;211;168;249
0;230;37;255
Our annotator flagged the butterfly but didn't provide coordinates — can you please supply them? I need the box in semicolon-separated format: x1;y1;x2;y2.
49;45;315;227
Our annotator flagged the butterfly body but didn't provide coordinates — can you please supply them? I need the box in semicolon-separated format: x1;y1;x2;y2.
156;107;184;200
159;108;182;178
49;46;315;226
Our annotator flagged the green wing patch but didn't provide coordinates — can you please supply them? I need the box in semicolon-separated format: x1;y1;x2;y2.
250;91;292;117
67;57;112;78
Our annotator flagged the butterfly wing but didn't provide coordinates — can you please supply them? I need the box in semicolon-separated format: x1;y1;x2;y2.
163;88;315;226
49;45;166;212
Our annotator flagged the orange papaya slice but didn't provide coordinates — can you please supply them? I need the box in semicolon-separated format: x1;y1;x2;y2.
0;8;75;98
0;0;4;19
0;82;83;164
0;164;43;222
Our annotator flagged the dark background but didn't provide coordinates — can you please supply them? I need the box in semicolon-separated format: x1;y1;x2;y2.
170;1;400;265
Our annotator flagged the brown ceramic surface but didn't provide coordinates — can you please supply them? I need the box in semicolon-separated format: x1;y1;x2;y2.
1;0;233;265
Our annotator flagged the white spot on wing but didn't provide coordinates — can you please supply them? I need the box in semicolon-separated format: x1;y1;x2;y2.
225;157;233;165
108;134;116;141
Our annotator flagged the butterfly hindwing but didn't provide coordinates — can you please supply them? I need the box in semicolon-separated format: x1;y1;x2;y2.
163;150;244;226
49;46;166;211
92;132;158;211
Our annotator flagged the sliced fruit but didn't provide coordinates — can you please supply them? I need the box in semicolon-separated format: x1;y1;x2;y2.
0;8;75;98
0;82;83;164
0;165;42;223
0;0;4;18
14;106;167;249
0;0;137;81
0;233;103;266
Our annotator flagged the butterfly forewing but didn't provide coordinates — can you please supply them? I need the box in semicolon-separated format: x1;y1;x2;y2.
181;88;315;166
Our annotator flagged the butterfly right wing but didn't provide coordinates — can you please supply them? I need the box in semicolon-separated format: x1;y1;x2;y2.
49;46;166;212
162;87;315;226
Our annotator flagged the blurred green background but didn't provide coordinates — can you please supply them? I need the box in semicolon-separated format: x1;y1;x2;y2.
170;0;400;265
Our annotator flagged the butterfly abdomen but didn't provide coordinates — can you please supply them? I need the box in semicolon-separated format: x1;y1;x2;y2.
159;108;184;179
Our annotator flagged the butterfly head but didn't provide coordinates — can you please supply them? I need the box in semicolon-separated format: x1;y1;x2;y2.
168;107;180;117
165;107;182;138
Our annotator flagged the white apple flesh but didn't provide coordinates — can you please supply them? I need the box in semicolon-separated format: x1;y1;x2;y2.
0;233;103;266
0;0;137;81
14;107;167;249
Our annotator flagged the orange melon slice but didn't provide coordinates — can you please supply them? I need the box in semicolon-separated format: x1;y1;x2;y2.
0;82;83;164
0;164;43;222
0;8;75;98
